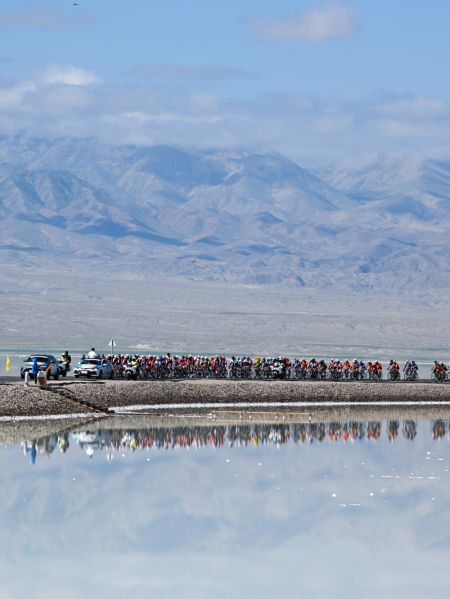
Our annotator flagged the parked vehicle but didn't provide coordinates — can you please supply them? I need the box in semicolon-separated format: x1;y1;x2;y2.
20;355;60;380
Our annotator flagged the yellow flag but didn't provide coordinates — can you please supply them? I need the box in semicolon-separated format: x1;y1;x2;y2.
6;356;11;373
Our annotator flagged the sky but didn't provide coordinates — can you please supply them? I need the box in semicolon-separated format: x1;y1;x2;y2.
0;0;450;165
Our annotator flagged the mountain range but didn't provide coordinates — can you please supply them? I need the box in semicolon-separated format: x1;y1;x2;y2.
0;135;449;291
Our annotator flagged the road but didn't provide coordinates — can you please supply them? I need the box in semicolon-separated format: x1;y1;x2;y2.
0;375;445;385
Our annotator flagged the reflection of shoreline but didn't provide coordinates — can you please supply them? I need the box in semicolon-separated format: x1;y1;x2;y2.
4;405;450;447
19;420;450;463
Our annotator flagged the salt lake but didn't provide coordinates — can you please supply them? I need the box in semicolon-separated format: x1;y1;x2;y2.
0;414;448;597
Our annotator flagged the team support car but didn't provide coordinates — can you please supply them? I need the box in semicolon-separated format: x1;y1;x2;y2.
73;358;113;379
20;355;60;380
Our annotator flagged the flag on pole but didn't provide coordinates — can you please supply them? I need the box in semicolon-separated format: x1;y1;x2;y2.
6;356;10;373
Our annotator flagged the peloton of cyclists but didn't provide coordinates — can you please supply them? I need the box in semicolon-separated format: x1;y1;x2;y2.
76;350;450;383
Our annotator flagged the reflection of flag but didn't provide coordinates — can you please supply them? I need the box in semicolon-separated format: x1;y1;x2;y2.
5;356;10;372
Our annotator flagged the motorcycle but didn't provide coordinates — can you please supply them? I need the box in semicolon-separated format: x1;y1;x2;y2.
58;360;71;378
271;361;286;380
125;363;140;381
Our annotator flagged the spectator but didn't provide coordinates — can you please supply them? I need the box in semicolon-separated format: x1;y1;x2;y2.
31;357;39;385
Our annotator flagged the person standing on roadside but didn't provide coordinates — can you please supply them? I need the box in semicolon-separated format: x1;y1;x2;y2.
31;357;39;385
87;348;97;359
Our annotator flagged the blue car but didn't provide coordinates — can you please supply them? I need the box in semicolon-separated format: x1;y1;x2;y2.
21;355;60;380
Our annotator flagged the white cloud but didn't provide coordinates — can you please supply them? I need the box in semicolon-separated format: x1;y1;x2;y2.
0;81;36;109
0;65;100;112
1;65;450;166
114;111;223;125
376;96;449;118
39;65;101;87
253;1;357;43
376;119;450;139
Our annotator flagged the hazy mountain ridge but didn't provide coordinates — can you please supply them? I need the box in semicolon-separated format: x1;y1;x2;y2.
0;136;449;290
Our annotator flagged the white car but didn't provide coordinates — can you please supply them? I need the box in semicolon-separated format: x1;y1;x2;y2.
73;358;113;379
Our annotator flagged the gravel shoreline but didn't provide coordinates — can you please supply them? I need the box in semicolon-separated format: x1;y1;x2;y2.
69;379;450;409
0;384;98;418
0;379;449;418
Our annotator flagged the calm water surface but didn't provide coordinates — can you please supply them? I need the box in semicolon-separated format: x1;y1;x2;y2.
0;417;449;598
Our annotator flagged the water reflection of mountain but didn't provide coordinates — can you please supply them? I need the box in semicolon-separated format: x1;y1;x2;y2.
19;420;450;463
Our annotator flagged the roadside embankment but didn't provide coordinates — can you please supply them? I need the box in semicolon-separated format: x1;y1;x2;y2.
0;383;100;418
67;379;450;409
0;379;449;419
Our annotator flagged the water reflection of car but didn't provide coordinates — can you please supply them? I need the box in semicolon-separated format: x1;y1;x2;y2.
72;431;103;457
72;431;101;448
20;355;60;380
73;358;113;379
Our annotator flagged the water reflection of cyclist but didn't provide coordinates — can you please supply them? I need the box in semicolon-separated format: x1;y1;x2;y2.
58;433;70;453
328;422;341;442
350;422;363;440
402;420;417;440
367;422;382;440
17;419;431;462
387;421;399;442
432;420;446;440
